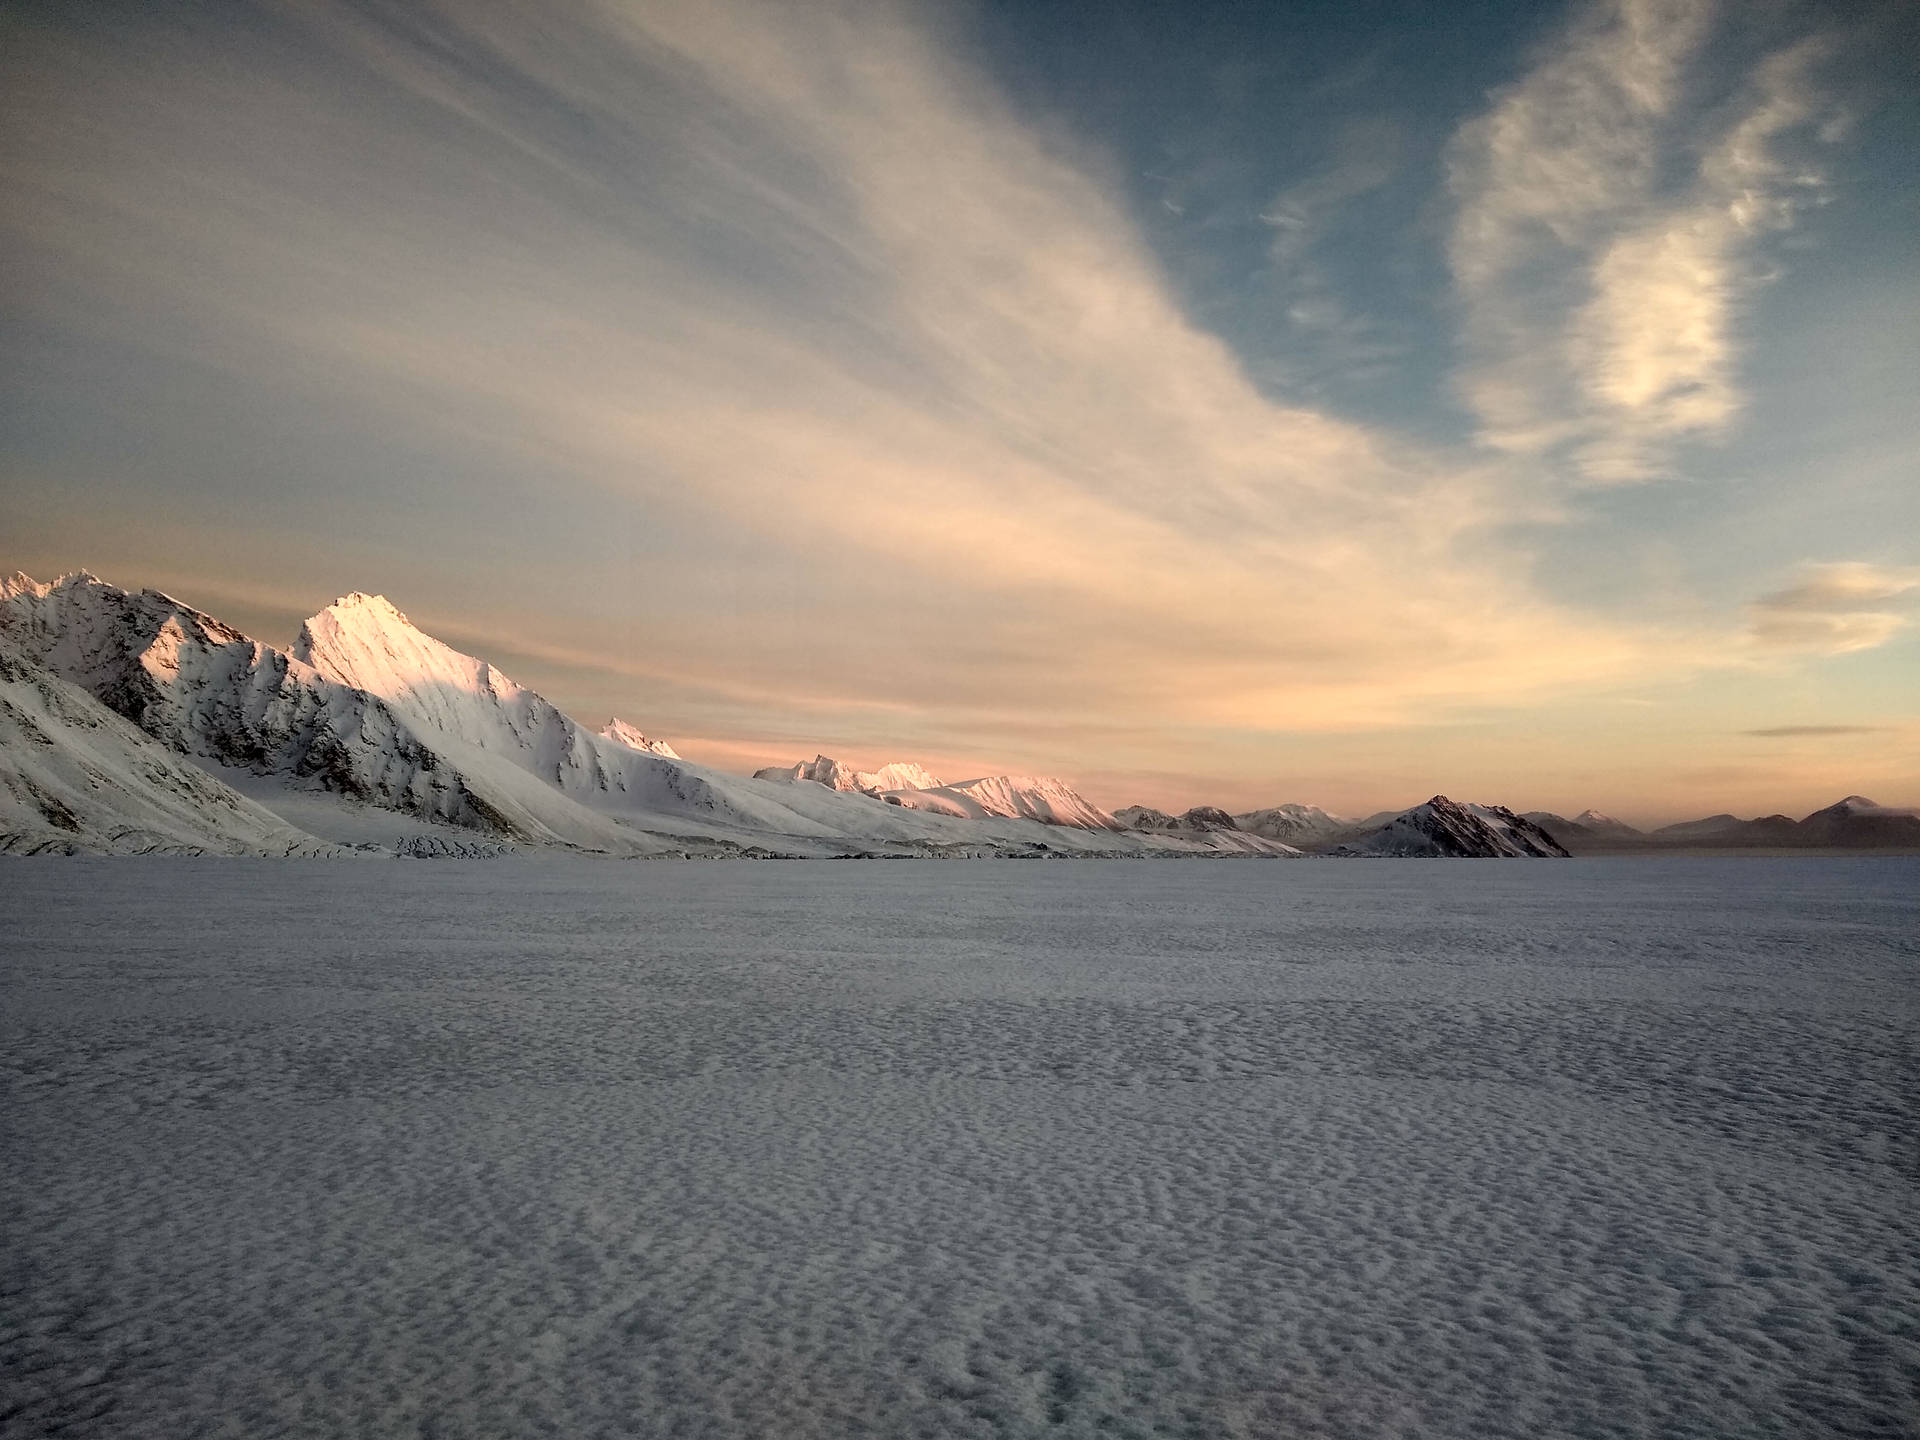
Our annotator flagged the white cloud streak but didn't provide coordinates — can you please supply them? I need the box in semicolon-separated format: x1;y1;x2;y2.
2;0;1878;791
1748;561;1920;653
1448;0;1834;484
1254;116;1407;388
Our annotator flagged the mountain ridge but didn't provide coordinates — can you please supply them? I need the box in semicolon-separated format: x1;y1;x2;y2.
5;570;1909;857
1;570;1302;857
755;755;942;794
0;635;335;856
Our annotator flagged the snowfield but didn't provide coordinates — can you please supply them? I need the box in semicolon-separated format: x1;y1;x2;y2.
3;857;1916;1438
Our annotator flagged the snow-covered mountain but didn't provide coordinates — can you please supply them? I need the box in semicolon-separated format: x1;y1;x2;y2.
1114;804;1176;831
1572;808;1640;836
284;587;1263;852
1333;797;1570;858
0;574;679;854
601;717;678;758
1642;796;1920;850
1111;803;1299;855
1233;803;1354;847
1520;808;1647;851
42;566;1907;861
754;755;942;793
883;774;1123;831
294;592;620;783
1;573;492;824
0;636;329;855
288;593;1112;848
292;591;864;841
1795;795;1920;848
1116;804;1233;833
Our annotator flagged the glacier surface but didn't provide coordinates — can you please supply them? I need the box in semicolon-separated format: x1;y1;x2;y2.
3;856;1915;1438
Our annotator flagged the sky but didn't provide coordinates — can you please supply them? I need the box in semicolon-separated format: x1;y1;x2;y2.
3;0;1916;824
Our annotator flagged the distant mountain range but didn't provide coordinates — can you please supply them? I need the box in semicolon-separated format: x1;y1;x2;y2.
753;755;942;794
3;570;1911;859
0;572;1289;858
1522;797;1920;852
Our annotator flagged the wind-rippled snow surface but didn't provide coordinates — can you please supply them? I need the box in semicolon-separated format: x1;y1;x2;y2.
3;858;1916;1439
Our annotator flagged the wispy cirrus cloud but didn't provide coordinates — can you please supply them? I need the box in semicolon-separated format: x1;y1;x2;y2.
1254;115;1408;390
1743;725;1884;738
4;0;1906;816
0;0;1707;761
1448;0;1836;484
1747;561;1920;652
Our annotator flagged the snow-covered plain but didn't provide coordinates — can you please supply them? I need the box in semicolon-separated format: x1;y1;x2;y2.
3;857;1915;1439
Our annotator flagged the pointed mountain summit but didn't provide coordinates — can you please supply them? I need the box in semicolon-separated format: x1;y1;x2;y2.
1519;808;1645;849
294;592;699;817
294;592;560;760
601;717;679;758
1233;803;1353;846
0;573;484;824
1116;804;1238;833
6;570;1225;855
864;761;943;792
0;572;670;852
1335;796;1569;857
288;592;1140;845
1572;809;1641;835
884;774;1123;831
754;755;942;793
1795;795;1920;848
1812;795;1883;815
294;593;855;834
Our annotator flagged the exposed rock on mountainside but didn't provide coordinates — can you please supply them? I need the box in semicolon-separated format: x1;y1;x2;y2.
2;572;1310;856
1116;804;1237;833
12;568;1909;860
0;572;509;832
290;594;1146;845
1334;796;1570;858
1109;803;1298;854
0;637;329;855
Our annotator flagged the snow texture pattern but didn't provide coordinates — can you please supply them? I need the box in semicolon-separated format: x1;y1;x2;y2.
3;858;1915;1438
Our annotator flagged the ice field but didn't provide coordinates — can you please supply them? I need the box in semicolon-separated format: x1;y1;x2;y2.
3;857;1916;1438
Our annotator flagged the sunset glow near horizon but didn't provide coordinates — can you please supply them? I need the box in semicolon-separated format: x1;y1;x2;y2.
4;0;1916;825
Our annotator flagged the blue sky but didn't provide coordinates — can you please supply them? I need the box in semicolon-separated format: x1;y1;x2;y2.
3;0;1915;820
